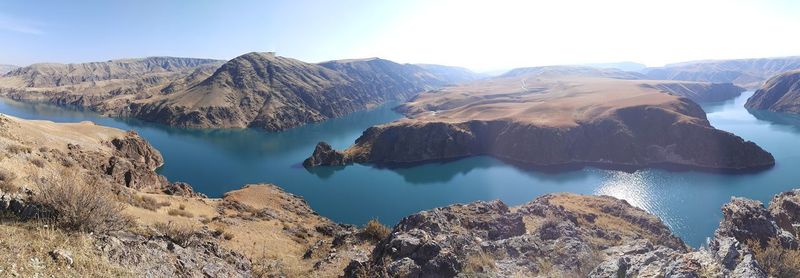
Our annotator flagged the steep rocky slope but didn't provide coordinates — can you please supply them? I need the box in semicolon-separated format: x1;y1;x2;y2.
305;72;771;171
646;57;800;89
745;70;800;113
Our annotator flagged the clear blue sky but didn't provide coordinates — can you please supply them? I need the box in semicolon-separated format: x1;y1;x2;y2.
1;0;799;71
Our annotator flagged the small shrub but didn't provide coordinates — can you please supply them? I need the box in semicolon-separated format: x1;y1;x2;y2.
6;144;32;155
29;157;45;168
61;158;76;168
463;251;497;274
179;203;186;210
751;238;800;277
34;172;132;233
167;208;194;218
0;168;18;192
362;219;391;242
223;232;235;240
153;222;197;247
38;146;49;153
128;194;170;211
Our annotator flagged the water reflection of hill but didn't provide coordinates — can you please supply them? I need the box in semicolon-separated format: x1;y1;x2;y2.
748;109;800;132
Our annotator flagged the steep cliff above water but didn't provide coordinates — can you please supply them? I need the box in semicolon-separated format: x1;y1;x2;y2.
306;72;772;171
745;70;800;113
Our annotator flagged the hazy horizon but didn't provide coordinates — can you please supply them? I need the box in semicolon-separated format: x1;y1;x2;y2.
1;0;798;71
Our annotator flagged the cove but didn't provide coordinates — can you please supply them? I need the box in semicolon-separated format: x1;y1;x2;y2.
0;92;798;247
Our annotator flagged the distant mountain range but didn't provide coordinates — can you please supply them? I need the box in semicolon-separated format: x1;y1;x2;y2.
644;57;800;89
0;64;19;75
0;53;481;131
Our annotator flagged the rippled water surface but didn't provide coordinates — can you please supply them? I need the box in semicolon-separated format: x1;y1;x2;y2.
1;91;798;247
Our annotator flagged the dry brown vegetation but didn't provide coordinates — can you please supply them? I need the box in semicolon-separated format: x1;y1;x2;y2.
167;208;194;218
751;239;800;278
0;220;132;277
362;219;391;242
34;171;132;233
153;221;198;247
0;168;18;192
126;194;171;211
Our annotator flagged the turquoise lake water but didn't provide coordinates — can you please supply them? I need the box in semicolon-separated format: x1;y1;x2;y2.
1;91;799;247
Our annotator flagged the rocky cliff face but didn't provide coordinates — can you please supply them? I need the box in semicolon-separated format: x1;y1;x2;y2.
645;57;800;89
307;74;772;171
745;70;800;113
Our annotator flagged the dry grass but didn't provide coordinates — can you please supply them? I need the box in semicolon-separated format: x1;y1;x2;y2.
34;171;132;233
127;194;170;211
153;221;197;247
750;238;800;278
167;208;194;218
0;168;18;192
29;157;45;168
463;250;497;274
6;144;32;155
0;221;133;277
362;219;390;242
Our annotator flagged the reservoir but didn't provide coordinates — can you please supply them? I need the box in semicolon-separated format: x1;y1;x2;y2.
0;91;797;247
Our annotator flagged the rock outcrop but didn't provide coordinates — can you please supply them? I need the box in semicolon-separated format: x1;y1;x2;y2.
745;70;800;113
308;73;773;171
645;56;800;89
346;189;800;277
96;230;253;277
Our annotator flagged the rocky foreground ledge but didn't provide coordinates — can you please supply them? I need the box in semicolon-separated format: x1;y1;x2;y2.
305;73;773;171
343;190;800;277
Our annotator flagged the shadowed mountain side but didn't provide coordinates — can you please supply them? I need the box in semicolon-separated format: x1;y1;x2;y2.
745;70;800;113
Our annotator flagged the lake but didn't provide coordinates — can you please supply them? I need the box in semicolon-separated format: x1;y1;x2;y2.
1;91;798;247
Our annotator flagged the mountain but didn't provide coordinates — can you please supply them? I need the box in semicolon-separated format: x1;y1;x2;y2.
745;70;800;113
305;68;772;171
582;61;647;72
500;65;646;79
0;64;18;75
1;57;223;87
0;53;472;131
414;63;485;84
121;53;459;130
645;57;800;89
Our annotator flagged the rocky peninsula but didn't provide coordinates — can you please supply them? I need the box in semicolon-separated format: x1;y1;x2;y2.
745;70;800;113
305;69;773;171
